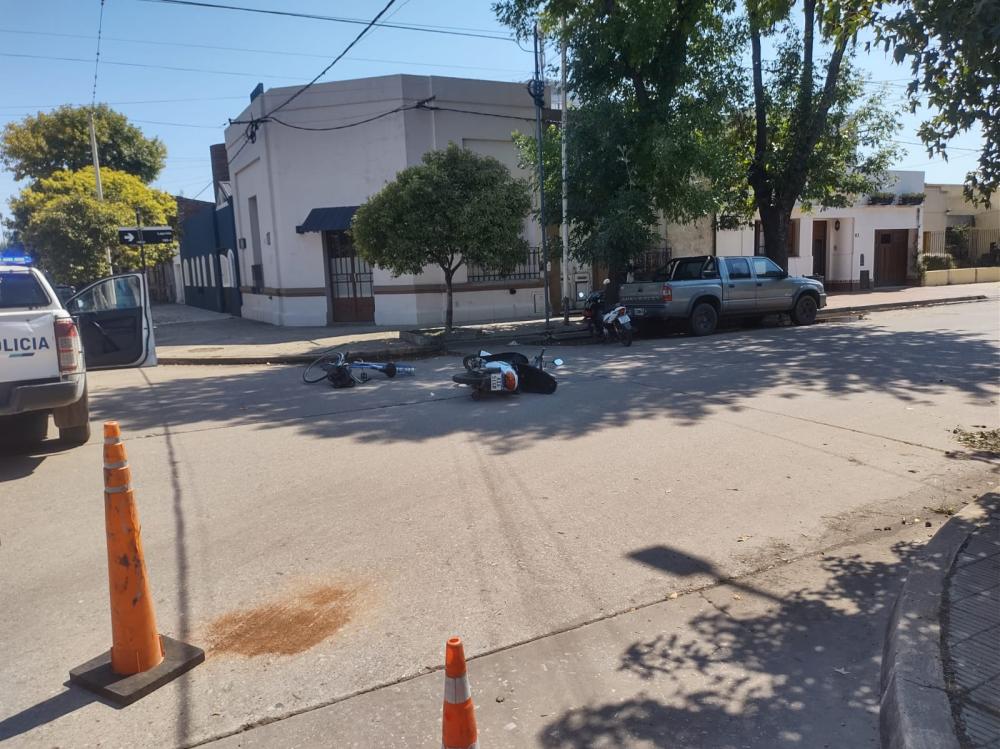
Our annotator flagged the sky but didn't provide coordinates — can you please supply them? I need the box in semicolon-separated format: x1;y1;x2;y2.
0;0;986;218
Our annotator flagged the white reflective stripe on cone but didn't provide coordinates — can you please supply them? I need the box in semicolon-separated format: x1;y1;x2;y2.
103;460;128;469
443;675;471;704
104;437;121;445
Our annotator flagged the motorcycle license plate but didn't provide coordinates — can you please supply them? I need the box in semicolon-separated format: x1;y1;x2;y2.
632;308;645;316
619;314;631;324
490;373;503;391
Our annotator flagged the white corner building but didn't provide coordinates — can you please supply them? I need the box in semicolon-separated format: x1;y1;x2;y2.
225;74;569;327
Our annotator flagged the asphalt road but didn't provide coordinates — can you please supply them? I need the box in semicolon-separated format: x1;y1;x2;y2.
1;302;997;748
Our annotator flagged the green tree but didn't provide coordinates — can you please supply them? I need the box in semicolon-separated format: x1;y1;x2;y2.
875;0;1000;203
1;104;166;183
352;144;531;332
10;167;177;284
742;0;909;269
513;105;659;285
738;23;902;266
499;1;746;278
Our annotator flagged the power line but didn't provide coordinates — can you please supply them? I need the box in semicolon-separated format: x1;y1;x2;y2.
132;118;224;129
0;28;528;74
418;102;557;124
90;0;106;107
0;95;247;109
0;51;304;81
260;0;399;121
137;0;513;40
191;180;214;199
266;100;427;132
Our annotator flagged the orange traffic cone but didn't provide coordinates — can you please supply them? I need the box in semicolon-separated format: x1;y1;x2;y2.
102;421;164;674
442;637;478;749
69;421;203;705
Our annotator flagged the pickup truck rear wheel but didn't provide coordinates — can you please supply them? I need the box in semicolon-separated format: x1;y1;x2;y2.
791;294;819;325
59;421;92;445
689;303;719;336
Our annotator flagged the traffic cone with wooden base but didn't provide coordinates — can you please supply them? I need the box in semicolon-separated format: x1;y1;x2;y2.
442;637;478;749
69;421;204;706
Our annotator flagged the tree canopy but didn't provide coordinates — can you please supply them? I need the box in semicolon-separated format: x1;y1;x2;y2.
351;144;531;331
499;0;746;277
498;0;905;271
0;104;166;183
9;167;177;285
740;10;902;266
876;0;1000;203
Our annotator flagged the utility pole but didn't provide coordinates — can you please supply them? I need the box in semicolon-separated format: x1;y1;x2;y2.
560;27;570;325
135;207;147;277
529;21;551;330
89;110;112;271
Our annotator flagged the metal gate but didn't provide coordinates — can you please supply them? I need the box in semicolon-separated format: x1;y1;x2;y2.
325;231;374;323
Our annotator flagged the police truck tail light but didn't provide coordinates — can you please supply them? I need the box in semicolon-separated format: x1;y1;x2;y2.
54;318;80;373
661;284;673;302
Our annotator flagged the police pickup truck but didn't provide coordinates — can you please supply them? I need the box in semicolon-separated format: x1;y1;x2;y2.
0;263;155;446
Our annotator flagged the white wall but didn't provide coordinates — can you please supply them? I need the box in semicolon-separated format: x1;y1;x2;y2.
225;74;545;326
715;226;755;256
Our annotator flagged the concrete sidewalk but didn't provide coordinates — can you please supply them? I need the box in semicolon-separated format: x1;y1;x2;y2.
880;493;1000;749
153;282;999;365
202;517;959;749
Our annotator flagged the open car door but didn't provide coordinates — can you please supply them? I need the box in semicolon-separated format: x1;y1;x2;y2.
65;273;157;370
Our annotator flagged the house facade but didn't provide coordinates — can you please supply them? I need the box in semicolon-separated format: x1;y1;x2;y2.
225;74;582;327
661;171;927;290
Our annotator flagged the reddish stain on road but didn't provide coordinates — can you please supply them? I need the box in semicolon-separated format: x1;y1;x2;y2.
207;583;357;656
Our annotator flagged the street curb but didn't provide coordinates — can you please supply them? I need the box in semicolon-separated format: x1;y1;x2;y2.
400;327;591;347
821;294;988;318
157;343;443;366
879;495;995;749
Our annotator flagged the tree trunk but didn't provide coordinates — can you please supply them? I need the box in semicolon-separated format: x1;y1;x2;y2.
759;205;790;271
444;268;454;333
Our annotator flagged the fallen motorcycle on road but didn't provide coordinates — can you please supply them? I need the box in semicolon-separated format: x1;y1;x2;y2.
452;349;562;399
302;351;415;388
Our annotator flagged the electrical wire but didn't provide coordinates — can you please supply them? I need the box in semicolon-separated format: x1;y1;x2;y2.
259;0;399;120
191;179;214;199
133;118;224;129
226;134;252;165
137;0;513;40
0;27;528;74
418;102;559;124
90;0;106;107
265;100;429;131
0;51;304;81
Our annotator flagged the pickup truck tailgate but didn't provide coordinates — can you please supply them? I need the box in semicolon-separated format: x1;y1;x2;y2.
619;282;664;304
0;311;58;384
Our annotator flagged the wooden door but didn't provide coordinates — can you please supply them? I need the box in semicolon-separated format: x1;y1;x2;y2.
326;231;374;323
874;230;909;287
812;220;827;277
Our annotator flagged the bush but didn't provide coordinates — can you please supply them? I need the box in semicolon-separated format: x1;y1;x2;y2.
920;254;955;271
899;192;925;205
867;191;896;205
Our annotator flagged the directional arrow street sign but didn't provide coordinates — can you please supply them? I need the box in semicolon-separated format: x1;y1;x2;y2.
118;226;174;245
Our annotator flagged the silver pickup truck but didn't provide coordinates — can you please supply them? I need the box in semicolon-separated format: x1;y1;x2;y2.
619;255;827;336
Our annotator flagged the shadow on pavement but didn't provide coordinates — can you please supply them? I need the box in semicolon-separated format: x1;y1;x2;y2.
0;686;102;741
537;531;972;748
91;322;999;454
0;438;78;482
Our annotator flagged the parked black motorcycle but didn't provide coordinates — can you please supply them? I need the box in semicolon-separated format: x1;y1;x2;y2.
452;349;562;399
